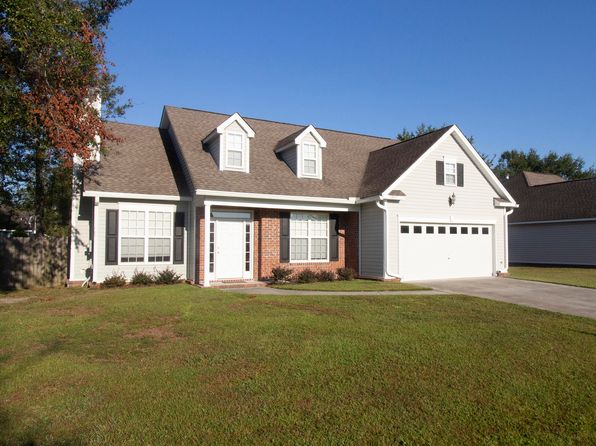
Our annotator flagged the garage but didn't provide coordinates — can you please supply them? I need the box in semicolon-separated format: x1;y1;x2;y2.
398;222;494;281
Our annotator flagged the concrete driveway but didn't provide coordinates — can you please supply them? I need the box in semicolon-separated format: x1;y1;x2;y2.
413;277;596;319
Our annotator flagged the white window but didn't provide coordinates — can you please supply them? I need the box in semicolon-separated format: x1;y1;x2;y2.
226;132;244;168
119;210;173;263
302;143;318;176
444;160;457;186
290;213;328;262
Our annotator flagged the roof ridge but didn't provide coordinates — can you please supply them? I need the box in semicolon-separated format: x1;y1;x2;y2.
105;120;158;130
165;105;394;141
529;175;596;187
372;125;453;153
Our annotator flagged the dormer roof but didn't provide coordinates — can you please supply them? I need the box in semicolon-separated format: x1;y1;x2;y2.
275;124;327;153
202;112;255;144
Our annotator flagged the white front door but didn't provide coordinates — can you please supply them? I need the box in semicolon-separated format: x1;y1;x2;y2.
215;218;245;279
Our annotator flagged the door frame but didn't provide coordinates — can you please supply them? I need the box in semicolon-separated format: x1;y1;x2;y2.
211;209;253;281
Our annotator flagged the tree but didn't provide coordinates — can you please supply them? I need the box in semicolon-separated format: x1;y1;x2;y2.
396;122;475;145
493;149;596;180
0;0;131;233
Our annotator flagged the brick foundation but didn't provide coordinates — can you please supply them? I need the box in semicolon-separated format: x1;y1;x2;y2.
196;207;359;283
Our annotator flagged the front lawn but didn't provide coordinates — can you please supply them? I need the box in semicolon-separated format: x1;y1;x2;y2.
271;278;430;291
509;266;596;289
1;285;595;445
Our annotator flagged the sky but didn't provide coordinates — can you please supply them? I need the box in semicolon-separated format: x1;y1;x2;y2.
105;0;596;165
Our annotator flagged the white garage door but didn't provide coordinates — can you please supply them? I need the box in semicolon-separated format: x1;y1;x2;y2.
399;223;493;281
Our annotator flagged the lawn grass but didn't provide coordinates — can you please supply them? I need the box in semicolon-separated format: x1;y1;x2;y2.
509;266;596;289
1;285;595;445
270;278;430;291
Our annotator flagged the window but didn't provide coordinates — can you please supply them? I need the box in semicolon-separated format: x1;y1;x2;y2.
226;132;244;168
209;222;215;273
401;225;409;233
413;226;422;234
302;143;318;177
450;226;457;234
482;227;489;235
120;210;173;263
438;226;446;234
472;227;479;234
245;222;251;272
290;213;328;261
426;226;434;234
461;226;468;234
444;160;456;186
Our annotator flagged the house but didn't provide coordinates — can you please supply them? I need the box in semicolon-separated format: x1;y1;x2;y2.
504;171;596;266
69;106;517;286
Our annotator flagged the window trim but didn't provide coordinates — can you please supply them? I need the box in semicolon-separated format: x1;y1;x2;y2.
299;142;321;179
444;157;457;187
289;212;329;263
117;204;176;266
225;131;245;170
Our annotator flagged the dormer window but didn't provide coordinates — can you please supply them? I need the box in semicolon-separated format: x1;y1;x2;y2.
202;113;255;173
275;125;326;180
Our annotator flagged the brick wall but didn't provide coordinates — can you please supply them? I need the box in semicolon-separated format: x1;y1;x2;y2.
196;207;359;283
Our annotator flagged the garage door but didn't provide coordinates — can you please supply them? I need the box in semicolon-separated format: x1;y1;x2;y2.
399;223;493;281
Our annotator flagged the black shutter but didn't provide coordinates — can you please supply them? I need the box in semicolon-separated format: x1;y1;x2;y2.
457;163;464;187
436;161;444;185
105;209;118;265
280;212;290;263
329;214;339;261
173;212;185;264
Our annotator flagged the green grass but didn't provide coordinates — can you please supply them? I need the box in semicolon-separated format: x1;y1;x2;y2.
509;266;596;289
271;278;430;291
1;285;595;445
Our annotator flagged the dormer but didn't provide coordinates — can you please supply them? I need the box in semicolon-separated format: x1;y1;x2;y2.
275;125;327;179
202;113;255;173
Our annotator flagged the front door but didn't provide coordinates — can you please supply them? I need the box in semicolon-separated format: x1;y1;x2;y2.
215;218;245;279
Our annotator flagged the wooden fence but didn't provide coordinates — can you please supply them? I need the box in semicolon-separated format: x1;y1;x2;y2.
0;236;68;290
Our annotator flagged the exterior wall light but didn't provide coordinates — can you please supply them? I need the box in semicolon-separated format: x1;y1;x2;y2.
449;193;456;206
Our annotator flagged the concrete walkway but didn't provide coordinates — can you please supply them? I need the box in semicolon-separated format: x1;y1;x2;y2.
414;277;596;319
222;287;445;296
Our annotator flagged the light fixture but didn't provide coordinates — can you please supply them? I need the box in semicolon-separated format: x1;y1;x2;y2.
449;193;456;206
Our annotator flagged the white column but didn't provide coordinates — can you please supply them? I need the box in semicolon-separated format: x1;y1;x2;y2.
203;202;211;287
91;196;99;283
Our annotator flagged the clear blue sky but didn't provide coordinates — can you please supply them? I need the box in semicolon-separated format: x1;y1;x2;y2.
106;0;596;165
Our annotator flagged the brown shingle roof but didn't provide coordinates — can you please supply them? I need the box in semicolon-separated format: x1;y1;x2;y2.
358;126;452;197
523;171;564;186
505;172;596;222
84;122;189;197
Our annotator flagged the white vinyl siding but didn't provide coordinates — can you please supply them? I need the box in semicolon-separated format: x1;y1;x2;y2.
509;221;596;266
359;202;385;278
290;212;328;262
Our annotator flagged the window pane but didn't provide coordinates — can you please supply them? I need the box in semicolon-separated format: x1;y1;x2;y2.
450;227;457;234
227;133;242;151
438;226;446;234
121;210;145;237
445;174;456;185
445;162;456;174
482;227;489;235
290;213;308;237
426;226;434;234
303;159;317;175
310;238;327;260
413;226;422;234
401;225;409;233
310;215;327;237
461;227;468;234
303;143;316;158
472;227;479;234
290;238;308;260
148;211;171;237
121;237;144;262
227;150;243;167
148;238;170;262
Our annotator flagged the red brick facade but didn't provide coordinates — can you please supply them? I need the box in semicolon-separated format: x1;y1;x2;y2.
196;207;359;283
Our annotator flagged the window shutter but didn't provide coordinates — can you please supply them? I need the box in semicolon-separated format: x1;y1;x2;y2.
173;212;185;264
436;161;444;185
105;209;118;265
329;214;339;261
457;163;464;187
280;212;290;263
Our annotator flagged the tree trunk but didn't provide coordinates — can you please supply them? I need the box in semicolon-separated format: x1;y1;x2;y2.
34;146;46;235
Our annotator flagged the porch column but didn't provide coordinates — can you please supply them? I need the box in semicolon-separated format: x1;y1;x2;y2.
203;201;211;287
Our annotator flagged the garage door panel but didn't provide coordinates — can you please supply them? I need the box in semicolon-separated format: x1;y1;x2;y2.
399;223;493;281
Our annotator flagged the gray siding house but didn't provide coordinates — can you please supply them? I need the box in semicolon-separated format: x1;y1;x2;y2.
505;172;596;266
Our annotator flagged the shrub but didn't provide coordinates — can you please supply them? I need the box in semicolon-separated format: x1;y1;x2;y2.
295;268;317;284
102;272;126;288
130;270;154;286
154;267;182;285
271;266;293;283
337;267;356;281
317;270;336;282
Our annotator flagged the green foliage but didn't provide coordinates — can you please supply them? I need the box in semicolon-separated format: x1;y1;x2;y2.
316;270;336;282
101;272;126;288
295;268;318;284
270;266;293;283
336;267;356;281
494;148;596;180
130;270;154;286
154;268;182;285
396;122;475;145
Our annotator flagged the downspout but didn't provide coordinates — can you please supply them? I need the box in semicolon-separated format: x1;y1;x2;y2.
375;200;400;280
504;208;514;272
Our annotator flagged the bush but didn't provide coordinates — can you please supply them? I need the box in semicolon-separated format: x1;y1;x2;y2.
317;270;335;282
336;267;356;281
295;268;318;284
271;266;293;283
154;267;182;285
130;270;154;286
102;272;127;288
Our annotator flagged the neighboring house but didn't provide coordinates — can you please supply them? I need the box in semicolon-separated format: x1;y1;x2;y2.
504;171;596;266
69;106;517;286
